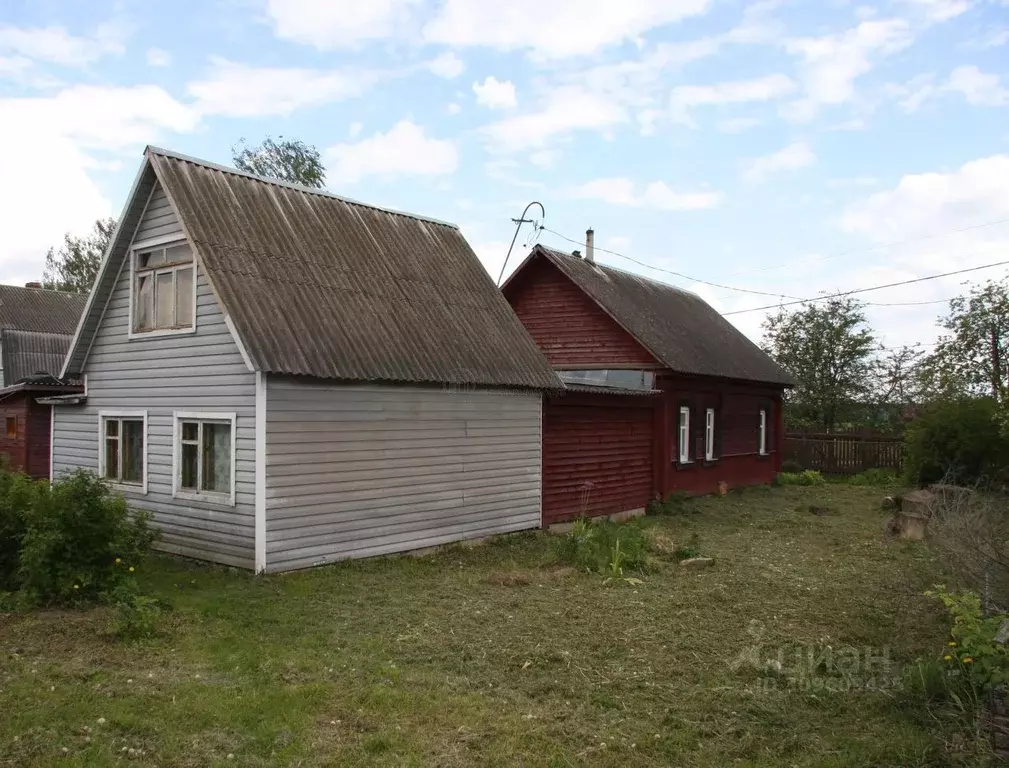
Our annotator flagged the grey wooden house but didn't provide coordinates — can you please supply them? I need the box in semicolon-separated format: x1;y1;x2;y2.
53;147;559;572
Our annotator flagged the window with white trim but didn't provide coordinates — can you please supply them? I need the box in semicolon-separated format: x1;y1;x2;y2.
133;241;195;333
100;413;145;488
174;413;235;504
705;408;716;461
759;409;768;455
678;406;691;463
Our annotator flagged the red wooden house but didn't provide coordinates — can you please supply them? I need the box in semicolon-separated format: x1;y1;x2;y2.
502;241;794;525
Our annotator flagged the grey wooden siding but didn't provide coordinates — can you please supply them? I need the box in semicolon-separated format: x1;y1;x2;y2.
51;182;257;568
265;379;542;572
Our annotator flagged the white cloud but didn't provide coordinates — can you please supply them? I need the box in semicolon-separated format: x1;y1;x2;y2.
716;116;763;133
146;47;171;67
265;0;420;49
187;58;376;117
348;121;363;137
529;150;557;168
670;73;795;122
946;65;1009;106
568;178;723;210
428;51;465;79
447;102;461;115
744;141;815;182
423;0;711;58
784;19;913;120
472;76;517;109
481;86;627;151
326;120;458;185
0;55;31;77
0;23;124;66
899;0;973;21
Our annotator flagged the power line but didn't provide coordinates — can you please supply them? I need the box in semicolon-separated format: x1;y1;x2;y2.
540;227;803;300
722;259;1009;316
865;297;953;307
728;216;1009;277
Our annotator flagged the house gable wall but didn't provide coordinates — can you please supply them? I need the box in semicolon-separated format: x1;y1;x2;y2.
504;257;658;369
51;181;257;568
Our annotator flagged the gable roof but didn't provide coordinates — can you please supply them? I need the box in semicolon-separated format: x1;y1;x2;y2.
506;246;794;387
63;147;560;391
1;329;73;384
0;284;85;335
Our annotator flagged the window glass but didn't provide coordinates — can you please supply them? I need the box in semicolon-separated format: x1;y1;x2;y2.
135;274;154;331
181;442;199;489
678;407;690;463
182;422;198;442
155;271;174;327
121;420;144;483
202;422;232;493
139;249;165;269
104;432;119;481
5;417;15;439
175;266;193;326
164;243;191;265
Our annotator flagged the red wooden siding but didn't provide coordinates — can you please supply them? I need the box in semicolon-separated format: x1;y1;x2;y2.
26;398;52;480
0;394;54;480
542;393;655;525
504;257;658;368
0;394;29;475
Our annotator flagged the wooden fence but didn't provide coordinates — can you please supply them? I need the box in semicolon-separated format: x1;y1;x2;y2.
782;432;904;475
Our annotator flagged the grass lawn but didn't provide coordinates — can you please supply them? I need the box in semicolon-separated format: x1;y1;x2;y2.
0;484;989;766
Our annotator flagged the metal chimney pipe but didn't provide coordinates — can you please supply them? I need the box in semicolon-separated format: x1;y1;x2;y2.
586;228;595;263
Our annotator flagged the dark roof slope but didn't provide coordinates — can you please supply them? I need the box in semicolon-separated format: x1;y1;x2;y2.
66;147;558;390
1;329;73;384
0;284;85;335
521;246;793;386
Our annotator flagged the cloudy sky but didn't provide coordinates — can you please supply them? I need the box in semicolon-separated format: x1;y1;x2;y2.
2;0;1007;349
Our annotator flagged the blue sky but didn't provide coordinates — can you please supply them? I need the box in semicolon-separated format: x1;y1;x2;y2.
1;0;1007;348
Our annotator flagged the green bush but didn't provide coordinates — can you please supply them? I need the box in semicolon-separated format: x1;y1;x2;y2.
776;470;825;486
904;397;1009;488
844;468;900;486
554;518;650;574
15;469;157;605
0;471;36;591
107;583;165;640
780;459;803;474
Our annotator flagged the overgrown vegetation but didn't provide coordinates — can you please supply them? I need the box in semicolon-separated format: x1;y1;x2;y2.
553;518;652;575
842;468;901;486
1;485;981;766
776;469;826;486
0;469;158;619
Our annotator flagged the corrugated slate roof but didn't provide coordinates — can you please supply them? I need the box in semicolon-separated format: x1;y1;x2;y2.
523;246;794;386
1;329;73;384
0;284;85;335
64;147;560;390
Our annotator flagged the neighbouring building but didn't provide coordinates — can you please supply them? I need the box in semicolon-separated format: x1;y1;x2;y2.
502;239;794;525
0;285;86;478
53;146;560;572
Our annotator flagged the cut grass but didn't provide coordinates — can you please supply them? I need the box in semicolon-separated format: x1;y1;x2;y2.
0;486;987;766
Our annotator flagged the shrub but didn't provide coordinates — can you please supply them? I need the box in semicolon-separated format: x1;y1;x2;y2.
17;470;157;605
904;397;1009;488
845;468;900;486
780;459;803;474
106;583;165;640
776;470;825;486
0;471;36;591
645;491;692;516
553;518;650;574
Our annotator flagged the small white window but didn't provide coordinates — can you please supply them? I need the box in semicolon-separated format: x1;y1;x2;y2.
678;406;691;463
759;409;768;455
98;411;147;492
132;241;195;334
173;412;236;506
705;408;716;461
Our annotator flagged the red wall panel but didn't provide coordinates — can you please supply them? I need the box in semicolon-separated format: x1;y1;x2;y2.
26;398;52;480
505;258;658;368
0;395;29;474
542;394;655;525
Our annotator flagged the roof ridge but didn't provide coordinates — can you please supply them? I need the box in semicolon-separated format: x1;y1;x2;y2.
145;145;460;230
537;245;703;300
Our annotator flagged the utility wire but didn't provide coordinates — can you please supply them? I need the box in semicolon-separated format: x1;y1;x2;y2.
540;226;803;300
722;259;1009;316
865;297;953;307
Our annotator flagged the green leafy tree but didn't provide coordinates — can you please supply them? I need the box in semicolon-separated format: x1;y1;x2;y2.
42;217;116;294
231;136;326;188
762;298;877;431
922;280;1009;401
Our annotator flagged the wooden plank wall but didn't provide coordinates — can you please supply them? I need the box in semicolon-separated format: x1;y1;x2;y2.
783;432;904;475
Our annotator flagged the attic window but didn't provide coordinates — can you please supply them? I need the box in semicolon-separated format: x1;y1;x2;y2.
132;241;195;334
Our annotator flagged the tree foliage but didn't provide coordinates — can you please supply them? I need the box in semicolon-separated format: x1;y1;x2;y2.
762;298;877;431
42;217;115;294
231;136;326;188
922;280;1009;401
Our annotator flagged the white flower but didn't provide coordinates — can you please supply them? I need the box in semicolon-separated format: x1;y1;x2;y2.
97;718;106;725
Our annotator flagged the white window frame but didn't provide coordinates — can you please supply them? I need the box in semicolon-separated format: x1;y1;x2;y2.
172;411;237;507
678;406;691;464
759;409;768;455
128;235;197;340
705;407;716;461
97;410;148;494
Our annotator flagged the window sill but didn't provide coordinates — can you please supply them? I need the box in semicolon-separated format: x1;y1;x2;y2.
703;458;719;467
109;481;147;495
128;326;197;340
173;489;235;507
